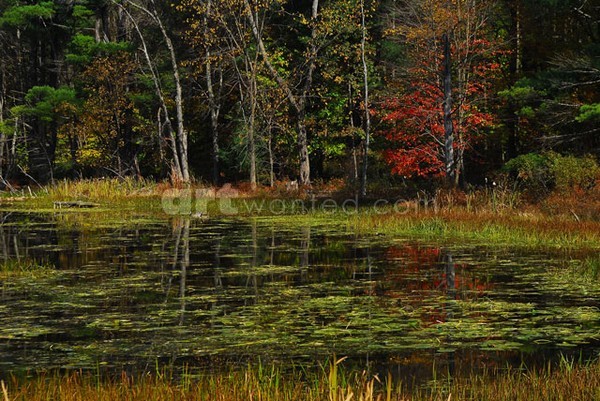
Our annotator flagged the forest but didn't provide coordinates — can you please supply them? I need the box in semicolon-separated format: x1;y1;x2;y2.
1;2;600;400
0;0;598;193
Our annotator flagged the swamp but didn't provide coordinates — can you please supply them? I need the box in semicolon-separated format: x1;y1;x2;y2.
0;0;599;396
0;195;599;400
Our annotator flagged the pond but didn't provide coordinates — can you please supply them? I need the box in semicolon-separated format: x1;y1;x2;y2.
0;210;599;381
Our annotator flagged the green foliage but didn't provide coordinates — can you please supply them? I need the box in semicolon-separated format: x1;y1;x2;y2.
66;34;133;65
0;1;55;28
0;0;595;185
0;120;14;136
72;4;94;20
504;153;549;177
65;33;97;64
504;152;600;194
12;86;79;122
380;40;405;63
498;83;541;101
0;258;53;279
498;82;545;119
503;153;552;196
576;103;600;122
517;106;535;118
546;152;600;191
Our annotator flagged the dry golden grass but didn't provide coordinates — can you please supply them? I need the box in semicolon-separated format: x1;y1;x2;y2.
2;358;600;401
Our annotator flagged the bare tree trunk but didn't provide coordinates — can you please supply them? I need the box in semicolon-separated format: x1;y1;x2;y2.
115;1;181;179
95;5;111;43
348;83;359;183
11;118;18;168
267;125;274;187
207;59;222;186
243;0;314;186
507;0;522;160
94;16;103;42
117;6;130;42
234;57;258;189
227;5;262;189
156;10;190;183
116;0;188;182
296;0;319;186
204;0;222;186
442;33;455;186
296;117;310;186
156;108;166;169
249;75;257;190
0;64;5;177
359;0;371;197
515;1;523;76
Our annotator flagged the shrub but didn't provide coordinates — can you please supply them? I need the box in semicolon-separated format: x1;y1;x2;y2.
546;152;600;192
504;152;600;195
503;153;552;196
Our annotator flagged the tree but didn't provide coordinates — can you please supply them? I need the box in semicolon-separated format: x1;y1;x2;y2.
499;0;600;155
11;85;80;180
381;0;503;185
0;1;65;180
203;0;225;186
242;0;317;186
359;0;372;196
177;0;230;185
71;52;149;176
215;0;261;189
112;0;190;182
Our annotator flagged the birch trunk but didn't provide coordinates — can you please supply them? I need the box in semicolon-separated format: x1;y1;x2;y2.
0;63;5;177
114;1;182;180
442;33;455;186
204;0;222;185
116;0;189;182
359;0;371;197
243;0;315;185
206;57;222;186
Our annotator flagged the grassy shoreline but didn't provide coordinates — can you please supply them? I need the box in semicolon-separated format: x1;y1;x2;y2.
2;357;600;401
2;185;599;250
345;210;600;250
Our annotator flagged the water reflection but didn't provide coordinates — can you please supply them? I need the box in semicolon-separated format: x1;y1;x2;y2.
0;211;598;378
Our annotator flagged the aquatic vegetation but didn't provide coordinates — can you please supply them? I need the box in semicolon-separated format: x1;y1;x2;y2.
0;259;54;279
0;213;599;375
581;256;600;280
0;207;598;401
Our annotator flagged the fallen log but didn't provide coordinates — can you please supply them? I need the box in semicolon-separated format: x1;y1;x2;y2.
53;201;100;209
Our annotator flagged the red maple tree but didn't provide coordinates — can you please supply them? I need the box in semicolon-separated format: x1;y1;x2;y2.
380;0;503;180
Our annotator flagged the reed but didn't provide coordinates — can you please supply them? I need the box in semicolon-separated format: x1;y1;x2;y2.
44;177;158;202
0;259;53;279
3;180;599;249
345;209;600;250
2;358;599;401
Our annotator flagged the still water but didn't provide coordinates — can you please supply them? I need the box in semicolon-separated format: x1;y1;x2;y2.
0;211;599;378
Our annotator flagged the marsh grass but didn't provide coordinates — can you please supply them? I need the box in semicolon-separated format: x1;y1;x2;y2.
344;209;600;250
543;255;600;293
582;256;600;280
2;178;599;249
2;357;600;401
45;177;157;201
0;259;54;279
34;177;160;206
